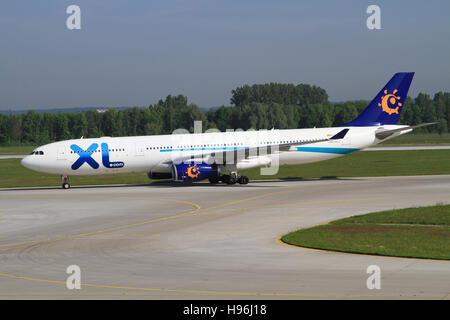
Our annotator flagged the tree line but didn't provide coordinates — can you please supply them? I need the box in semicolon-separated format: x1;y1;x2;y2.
0;83;449;145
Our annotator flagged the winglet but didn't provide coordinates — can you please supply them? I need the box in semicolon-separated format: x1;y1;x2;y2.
330;129;349;140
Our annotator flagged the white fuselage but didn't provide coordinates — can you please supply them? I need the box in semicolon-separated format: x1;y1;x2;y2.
21;125;408;177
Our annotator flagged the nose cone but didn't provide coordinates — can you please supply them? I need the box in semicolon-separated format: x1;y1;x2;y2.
21;155;33;169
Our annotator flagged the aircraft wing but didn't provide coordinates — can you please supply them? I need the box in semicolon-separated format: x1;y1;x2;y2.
165;128;349;164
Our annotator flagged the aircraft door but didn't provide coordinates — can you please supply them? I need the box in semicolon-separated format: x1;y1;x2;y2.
135;142;145;156
57;146;67;160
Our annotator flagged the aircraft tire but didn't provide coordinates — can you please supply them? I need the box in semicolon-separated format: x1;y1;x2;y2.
209;176;220;184
221;174;230;184
238;176;249;184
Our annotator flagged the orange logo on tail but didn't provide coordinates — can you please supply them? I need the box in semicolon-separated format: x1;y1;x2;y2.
378;89;402;115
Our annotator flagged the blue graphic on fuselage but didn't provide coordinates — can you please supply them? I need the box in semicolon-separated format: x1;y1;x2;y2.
70;142;124;170
101;143;125;168
70;143;100;170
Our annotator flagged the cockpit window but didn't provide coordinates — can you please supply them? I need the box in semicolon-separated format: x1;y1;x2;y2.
39;151;44;155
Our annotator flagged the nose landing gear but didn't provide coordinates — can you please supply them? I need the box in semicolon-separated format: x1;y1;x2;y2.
61;175;70;189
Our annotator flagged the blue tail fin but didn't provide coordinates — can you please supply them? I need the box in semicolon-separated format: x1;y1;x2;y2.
345;72;414;126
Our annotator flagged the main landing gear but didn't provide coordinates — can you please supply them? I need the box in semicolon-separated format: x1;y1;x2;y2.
61;175;70;189
209;172;249;185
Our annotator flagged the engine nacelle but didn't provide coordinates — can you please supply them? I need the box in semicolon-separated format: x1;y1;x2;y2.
236;156;271;170
172;162;219;182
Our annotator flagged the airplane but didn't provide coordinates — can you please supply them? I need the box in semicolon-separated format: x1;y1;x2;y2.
21;72;435;189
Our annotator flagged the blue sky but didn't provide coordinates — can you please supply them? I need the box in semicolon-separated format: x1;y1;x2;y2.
0;1;449;110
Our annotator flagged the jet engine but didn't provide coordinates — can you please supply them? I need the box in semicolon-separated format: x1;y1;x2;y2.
172;162;220;182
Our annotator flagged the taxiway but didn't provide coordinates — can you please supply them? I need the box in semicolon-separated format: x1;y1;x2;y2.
0;175;449;299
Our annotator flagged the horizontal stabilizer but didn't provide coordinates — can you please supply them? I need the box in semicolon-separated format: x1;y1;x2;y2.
375;122;437;140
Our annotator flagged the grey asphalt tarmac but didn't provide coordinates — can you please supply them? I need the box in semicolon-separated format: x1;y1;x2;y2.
0;154;26;159
0;175;449;299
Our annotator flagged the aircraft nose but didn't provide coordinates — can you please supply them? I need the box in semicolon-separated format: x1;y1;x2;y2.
21;155;33;169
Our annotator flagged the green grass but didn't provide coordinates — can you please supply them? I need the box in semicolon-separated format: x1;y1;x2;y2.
0;149;449;188
282;205;450;260
378;133;450;146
